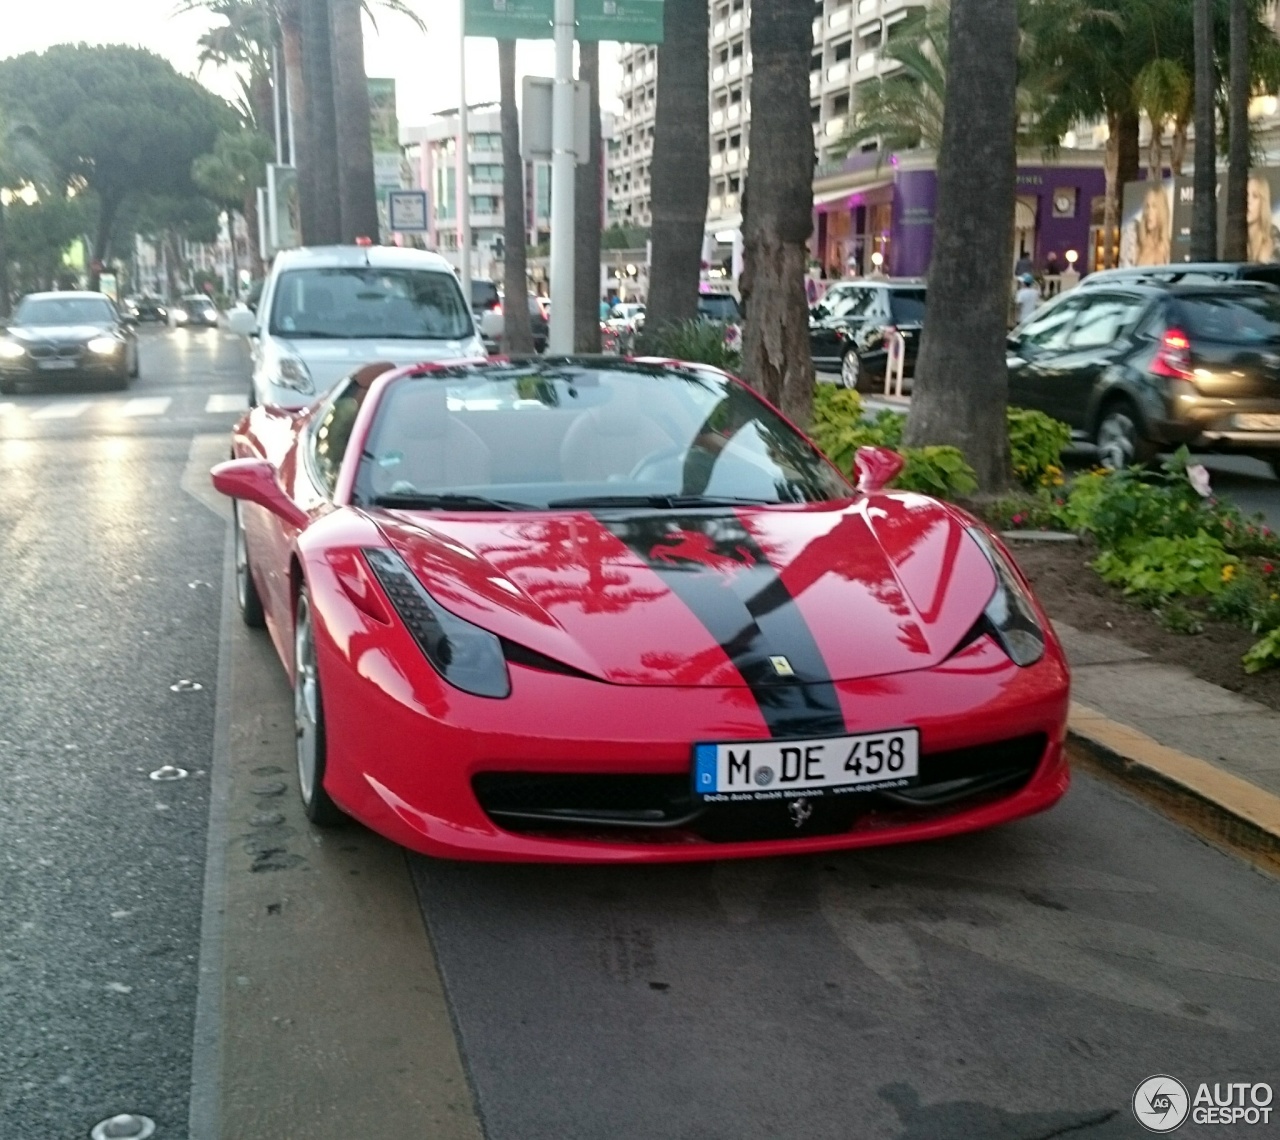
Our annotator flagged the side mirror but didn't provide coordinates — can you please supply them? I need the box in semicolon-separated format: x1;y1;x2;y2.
854;446;905;494
210;458;308;530
227;307;258;337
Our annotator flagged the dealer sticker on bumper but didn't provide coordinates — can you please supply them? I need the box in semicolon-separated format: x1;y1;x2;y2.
694;728;920;801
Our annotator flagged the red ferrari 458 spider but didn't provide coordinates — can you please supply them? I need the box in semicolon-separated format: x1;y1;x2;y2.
211;357;1070;863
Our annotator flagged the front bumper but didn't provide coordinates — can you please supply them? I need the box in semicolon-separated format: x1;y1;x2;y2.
309;561;1071;863
0;352;126;382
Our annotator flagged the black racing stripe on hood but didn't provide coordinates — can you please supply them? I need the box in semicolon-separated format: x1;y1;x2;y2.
599;513;846;739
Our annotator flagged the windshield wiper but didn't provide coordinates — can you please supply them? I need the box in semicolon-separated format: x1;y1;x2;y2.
546;493;773;510
368;491;533;512
277;329;350;339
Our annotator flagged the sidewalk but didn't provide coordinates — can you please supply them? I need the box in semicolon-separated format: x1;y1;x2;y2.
1050;617;1280;857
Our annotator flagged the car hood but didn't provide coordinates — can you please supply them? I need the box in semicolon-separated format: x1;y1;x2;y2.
8;324;111;342
276;336;480;392
373;495;997;687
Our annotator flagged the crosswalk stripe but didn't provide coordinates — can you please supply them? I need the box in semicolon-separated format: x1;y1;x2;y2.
205;393;248;413
30;402;91;420
119;397;172;417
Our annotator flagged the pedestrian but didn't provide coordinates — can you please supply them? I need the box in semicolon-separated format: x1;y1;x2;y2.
1015;252;1034;278
1014;273;1040;324
1045;251;1060;278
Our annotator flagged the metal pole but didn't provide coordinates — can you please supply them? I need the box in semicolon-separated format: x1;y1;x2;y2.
458;0;472;308
272;45;285;165
548;0;576;354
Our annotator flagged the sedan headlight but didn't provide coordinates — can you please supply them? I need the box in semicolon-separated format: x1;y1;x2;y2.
172;308;189;323
966;528;1045;666
269;354;314;395
0;340;25;359
87;335;122;355
363;547;511;698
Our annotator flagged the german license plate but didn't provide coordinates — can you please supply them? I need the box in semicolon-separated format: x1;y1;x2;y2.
38;359;76;371
694;728;919;801
1236;413;1280;431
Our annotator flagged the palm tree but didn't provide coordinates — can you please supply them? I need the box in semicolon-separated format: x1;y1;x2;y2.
1223;0;1250;260
498;40;535;354
1133;58;1191;181
329;0;378;242
1191;0;1217;259
574;40;603;353
739;0;815;427
902;0;1018;491
645;0;710;337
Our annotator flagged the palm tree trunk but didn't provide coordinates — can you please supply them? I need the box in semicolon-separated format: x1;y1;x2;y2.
1171;111;1190;175
1103;115;1121;269
645;0;710;336
1148;123;1163;184
244;190;265;279
1191;0;1218;261
574;41;603;353
498;40;534;354
740;0;815;427
329;0;380;243
1223;0;1249;261
901;0;1017;492
300;0;341;243
280;1;309;238
0;200;10;318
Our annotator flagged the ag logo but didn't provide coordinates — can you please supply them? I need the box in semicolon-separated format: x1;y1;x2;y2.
1133;1075;1190;1132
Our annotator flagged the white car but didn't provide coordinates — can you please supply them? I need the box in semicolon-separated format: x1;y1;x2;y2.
227;246;485;408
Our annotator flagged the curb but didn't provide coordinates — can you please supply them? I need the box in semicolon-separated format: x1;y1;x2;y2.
1067;701;1280;859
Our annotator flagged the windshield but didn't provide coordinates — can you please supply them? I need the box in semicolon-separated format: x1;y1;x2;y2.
1174;294;1280;344
354;362;851;510
14;297;116;326
698;294;741;321
269;267;473;339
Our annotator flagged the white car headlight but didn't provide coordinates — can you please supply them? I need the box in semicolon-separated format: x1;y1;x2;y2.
0;341;25;359
88;336;122;355
173;309;189;323
270;355;314;394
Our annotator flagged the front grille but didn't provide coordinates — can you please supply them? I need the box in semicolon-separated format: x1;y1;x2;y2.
26;342;83;360
472;733;1048;844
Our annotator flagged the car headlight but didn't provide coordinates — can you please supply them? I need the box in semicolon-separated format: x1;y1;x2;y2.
173;309;189;322
0;340;25;359
87;336;122;355
966;528;1045;666
363;547;511;698
269;354;314;395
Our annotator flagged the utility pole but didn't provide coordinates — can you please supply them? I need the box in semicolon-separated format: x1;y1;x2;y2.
548;0;576;353
458;0;472;307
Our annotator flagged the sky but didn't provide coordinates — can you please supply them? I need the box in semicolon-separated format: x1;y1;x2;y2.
0;0;623;130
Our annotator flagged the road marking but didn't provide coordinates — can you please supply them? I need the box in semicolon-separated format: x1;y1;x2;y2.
119;397;173;417
205;393;248;414
30;401;91;420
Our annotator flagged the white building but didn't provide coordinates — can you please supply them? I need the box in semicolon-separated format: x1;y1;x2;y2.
608;0;929;242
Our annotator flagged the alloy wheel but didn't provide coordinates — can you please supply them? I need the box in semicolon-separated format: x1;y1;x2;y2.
840;351;860;390
294;595;319;806
1096;410;1139;470
233;502;250;613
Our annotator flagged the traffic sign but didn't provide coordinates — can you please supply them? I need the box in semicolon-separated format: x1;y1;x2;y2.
388;190;429;233
463;0;554;39
576;0;663;43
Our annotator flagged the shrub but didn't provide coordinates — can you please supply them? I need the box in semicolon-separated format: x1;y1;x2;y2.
641;319;742;372
1244;627;1280;674
1007;408;1071;490
894;446;979;498
1094;531;1238;603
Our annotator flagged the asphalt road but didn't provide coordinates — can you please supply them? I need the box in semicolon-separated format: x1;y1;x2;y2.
3;342;1279;1139
0;326;248;1138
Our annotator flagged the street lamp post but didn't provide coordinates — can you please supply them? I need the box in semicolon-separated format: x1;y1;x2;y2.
547;0;576;354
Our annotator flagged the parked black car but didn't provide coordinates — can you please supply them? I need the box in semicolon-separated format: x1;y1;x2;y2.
808;280;926;391
697;292;741;322
1008;280;1280;475
0;291;139;393
1079;262;1280;290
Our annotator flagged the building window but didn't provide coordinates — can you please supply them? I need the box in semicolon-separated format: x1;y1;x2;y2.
833;38;852;62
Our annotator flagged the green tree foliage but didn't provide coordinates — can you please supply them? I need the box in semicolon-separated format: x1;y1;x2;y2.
2;194;88;296
0;45;237;277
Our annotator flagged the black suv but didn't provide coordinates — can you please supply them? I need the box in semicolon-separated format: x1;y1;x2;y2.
808;280;926;391
1008;280;1280;474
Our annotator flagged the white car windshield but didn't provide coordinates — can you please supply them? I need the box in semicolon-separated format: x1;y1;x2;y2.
269;267;473;340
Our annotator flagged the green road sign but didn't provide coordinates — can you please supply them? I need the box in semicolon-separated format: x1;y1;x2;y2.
576;0;663;43
464;0;554;39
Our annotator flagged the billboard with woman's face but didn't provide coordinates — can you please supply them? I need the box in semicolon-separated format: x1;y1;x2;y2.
1245;172;1280;263
1118;180;1174;267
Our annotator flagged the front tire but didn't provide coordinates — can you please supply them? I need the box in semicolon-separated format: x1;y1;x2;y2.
294;588;345;827
840;349;866;391
1095;401;1157;470
233;500;266;629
